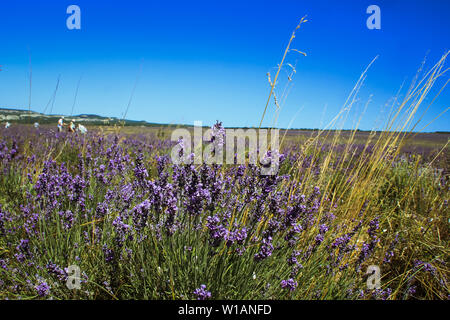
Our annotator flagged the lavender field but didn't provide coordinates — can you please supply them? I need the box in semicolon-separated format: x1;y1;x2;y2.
0;4;449;302
0;121;448;300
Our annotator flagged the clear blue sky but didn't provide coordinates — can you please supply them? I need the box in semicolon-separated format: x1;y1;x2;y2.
0;0;449;131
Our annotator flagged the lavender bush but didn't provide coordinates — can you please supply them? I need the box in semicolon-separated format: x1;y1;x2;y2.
0;123;448;300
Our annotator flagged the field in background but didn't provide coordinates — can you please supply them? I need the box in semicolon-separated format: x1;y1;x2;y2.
0;123;448;299
99;124;450;169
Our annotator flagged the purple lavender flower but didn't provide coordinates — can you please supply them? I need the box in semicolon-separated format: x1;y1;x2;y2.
210;121;225;147
281;278;298;291
102;244;115;263
58;210;74;230
15;239;32;262
287;250;301;266
371;288;392;300
407;285;417;296
35;281;50;297
193;284;211;300
131;199;152;233
368;217;380;238
383;233;399;264
46;262;68;281
413;260;436;275
319;224;329;234
112;214;131;246
314;234;324;244
254;237;274;261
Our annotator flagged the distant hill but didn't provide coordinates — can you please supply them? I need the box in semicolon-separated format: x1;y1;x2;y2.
0;107;163;127
1;107;449;133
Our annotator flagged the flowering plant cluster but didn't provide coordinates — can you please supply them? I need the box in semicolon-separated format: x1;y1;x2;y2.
0;124;447;300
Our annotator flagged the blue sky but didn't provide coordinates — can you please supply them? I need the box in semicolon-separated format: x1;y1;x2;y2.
0;0;449;131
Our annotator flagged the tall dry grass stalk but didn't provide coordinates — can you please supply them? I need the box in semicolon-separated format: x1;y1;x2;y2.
258;17;448;298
